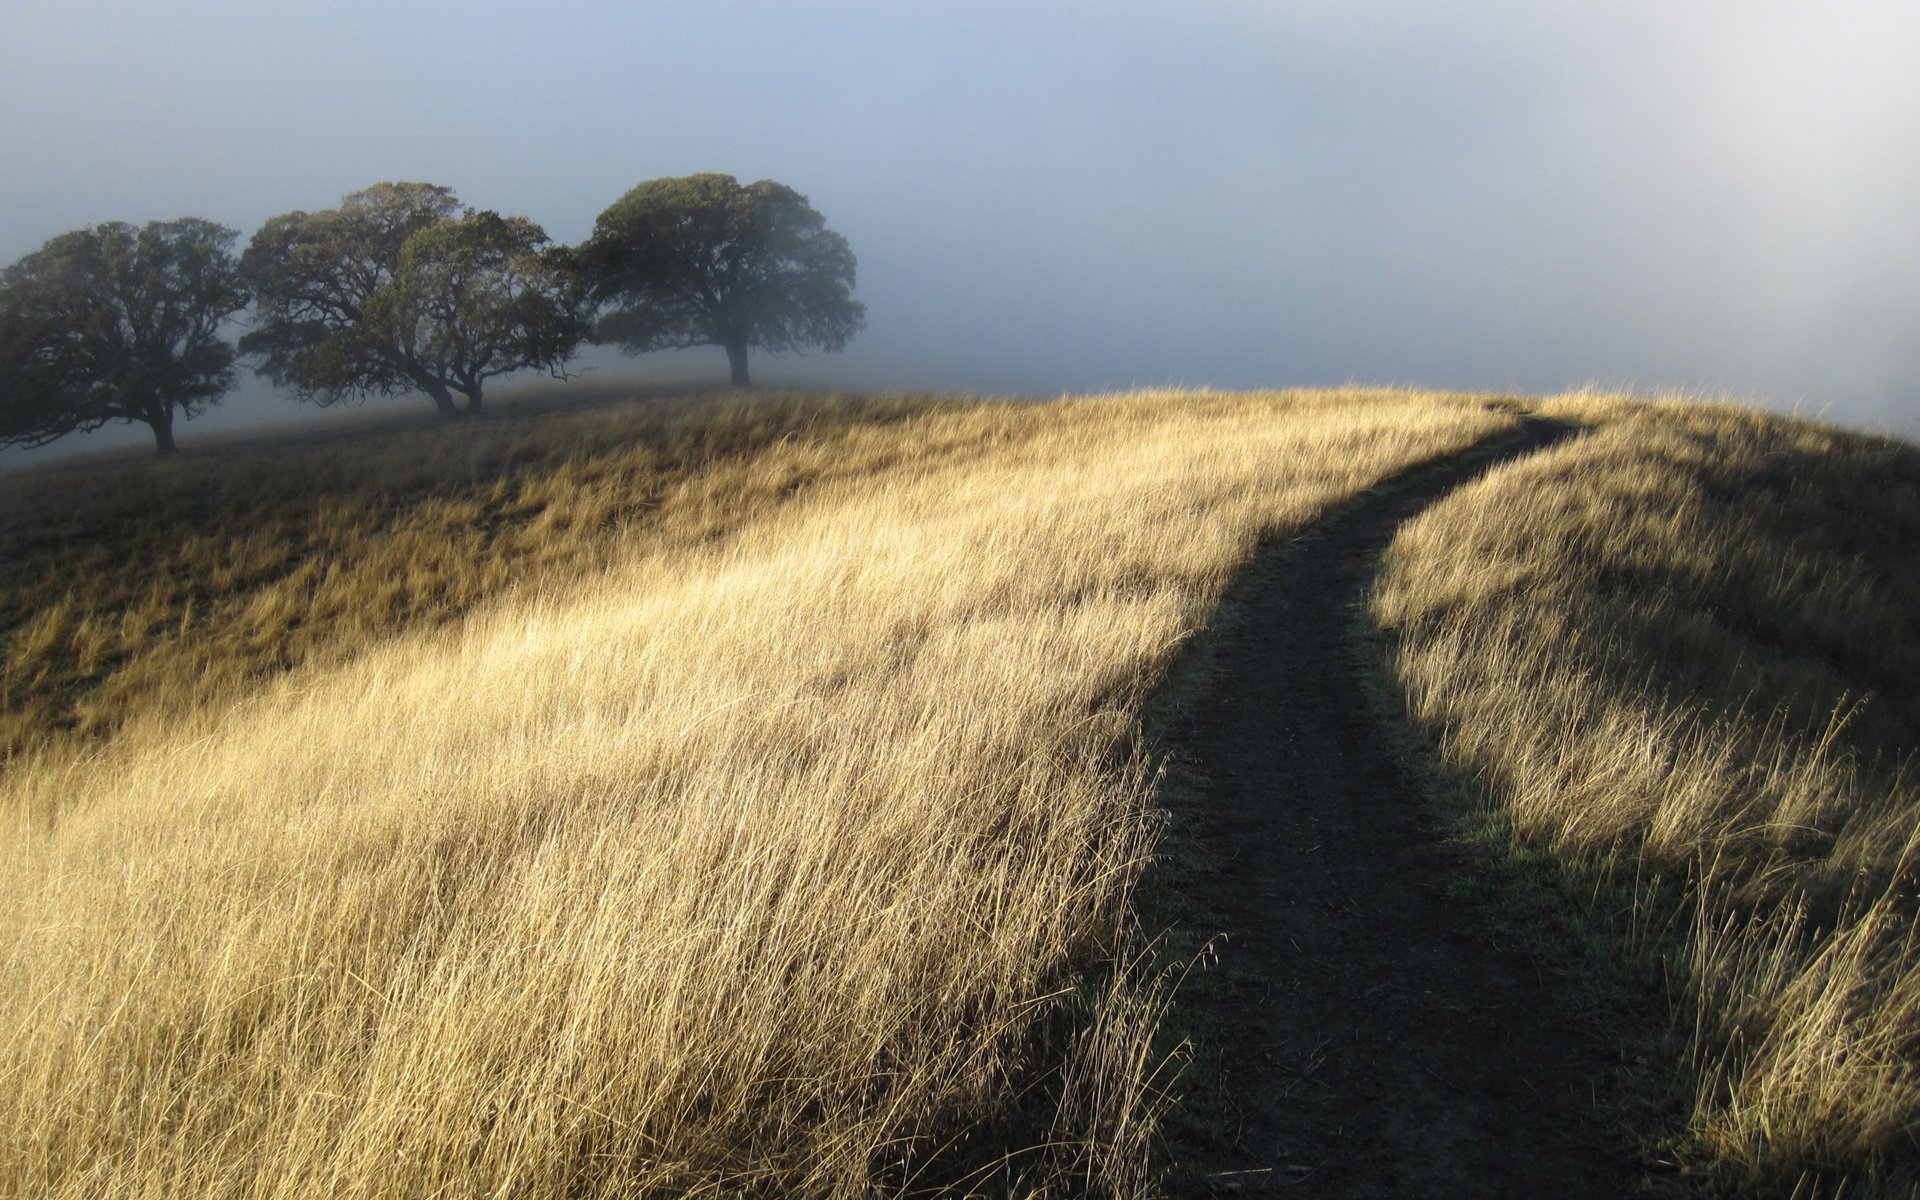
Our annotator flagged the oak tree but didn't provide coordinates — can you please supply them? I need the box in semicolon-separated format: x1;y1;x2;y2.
0;218;248;454
240;183;582;415
580;174;865;386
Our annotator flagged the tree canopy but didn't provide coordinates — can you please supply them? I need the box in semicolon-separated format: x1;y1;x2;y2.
580;174;865;386
0;218;248;454
1;174;871;455
240;183;582;415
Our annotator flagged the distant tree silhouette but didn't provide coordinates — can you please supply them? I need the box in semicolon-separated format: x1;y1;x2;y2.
0;219;248;454
580;174;865;386
241;183;583;416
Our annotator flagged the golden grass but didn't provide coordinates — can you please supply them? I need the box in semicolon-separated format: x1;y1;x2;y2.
0;387;1512;1198
1373;393;1920;1193
0;389;956;762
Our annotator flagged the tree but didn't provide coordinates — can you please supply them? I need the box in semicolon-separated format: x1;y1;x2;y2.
240;183;583;416
0;219;248;454
580;174;865;386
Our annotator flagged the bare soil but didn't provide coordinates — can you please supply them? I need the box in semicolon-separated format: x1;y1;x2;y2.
1155;421;1651;1197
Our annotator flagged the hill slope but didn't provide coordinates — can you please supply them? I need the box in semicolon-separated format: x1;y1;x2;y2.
1;388;1511;1198
6;387;1913;1196
1375;395;1920;1194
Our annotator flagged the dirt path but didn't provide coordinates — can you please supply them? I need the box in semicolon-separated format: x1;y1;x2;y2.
1158;421;1643;1197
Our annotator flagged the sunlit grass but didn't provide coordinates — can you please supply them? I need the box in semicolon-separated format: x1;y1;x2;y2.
0;387;1510;1198
0;389;954;762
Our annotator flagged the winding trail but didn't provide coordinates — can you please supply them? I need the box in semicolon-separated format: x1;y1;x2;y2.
1162;420;1640;1197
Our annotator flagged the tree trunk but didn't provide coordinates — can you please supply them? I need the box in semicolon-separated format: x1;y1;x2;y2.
723;338;751;387
150;410;177;455
425;383;461;417
461;385;483;414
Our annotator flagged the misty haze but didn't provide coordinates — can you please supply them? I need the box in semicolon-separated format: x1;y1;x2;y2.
5;2;1917;468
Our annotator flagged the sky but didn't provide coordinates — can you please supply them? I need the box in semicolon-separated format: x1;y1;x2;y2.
3;0;1917;460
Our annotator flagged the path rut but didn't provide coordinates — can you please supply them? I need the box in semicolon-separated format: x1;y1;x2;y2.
1161;420;1641;1197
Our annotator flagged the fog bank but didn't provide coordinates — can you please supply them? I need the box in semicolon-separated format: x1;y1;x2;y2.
4;1;1915;461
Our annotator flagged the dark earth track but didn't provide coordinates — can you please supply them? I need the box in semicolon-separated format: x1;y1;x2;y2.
1159;420;1646;1198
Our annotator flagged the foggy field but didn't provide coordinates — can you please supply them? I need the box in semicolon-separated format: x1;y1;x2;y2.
7;1;1918;1193
2;386;1915;1196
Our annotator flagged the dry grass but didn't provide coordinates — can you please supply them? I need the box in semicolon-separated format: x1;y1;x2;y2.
0;388;955;762
1373;393;1920;1194
0;387;1511;1198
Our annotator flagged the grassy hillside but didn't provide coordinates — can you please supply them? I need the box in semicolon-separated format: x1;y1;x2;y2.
1374;395;1920;1194
0;387;1512;1198
0;390;953;762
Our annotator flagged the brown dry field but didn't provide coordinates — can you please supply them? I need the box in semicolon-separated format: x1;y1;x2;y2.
1376;393;1920;1195
3;386;1914;1196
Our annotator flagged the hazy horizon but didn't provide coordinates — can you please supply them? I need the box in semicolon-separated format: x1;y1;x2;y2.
5;1;1916;463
